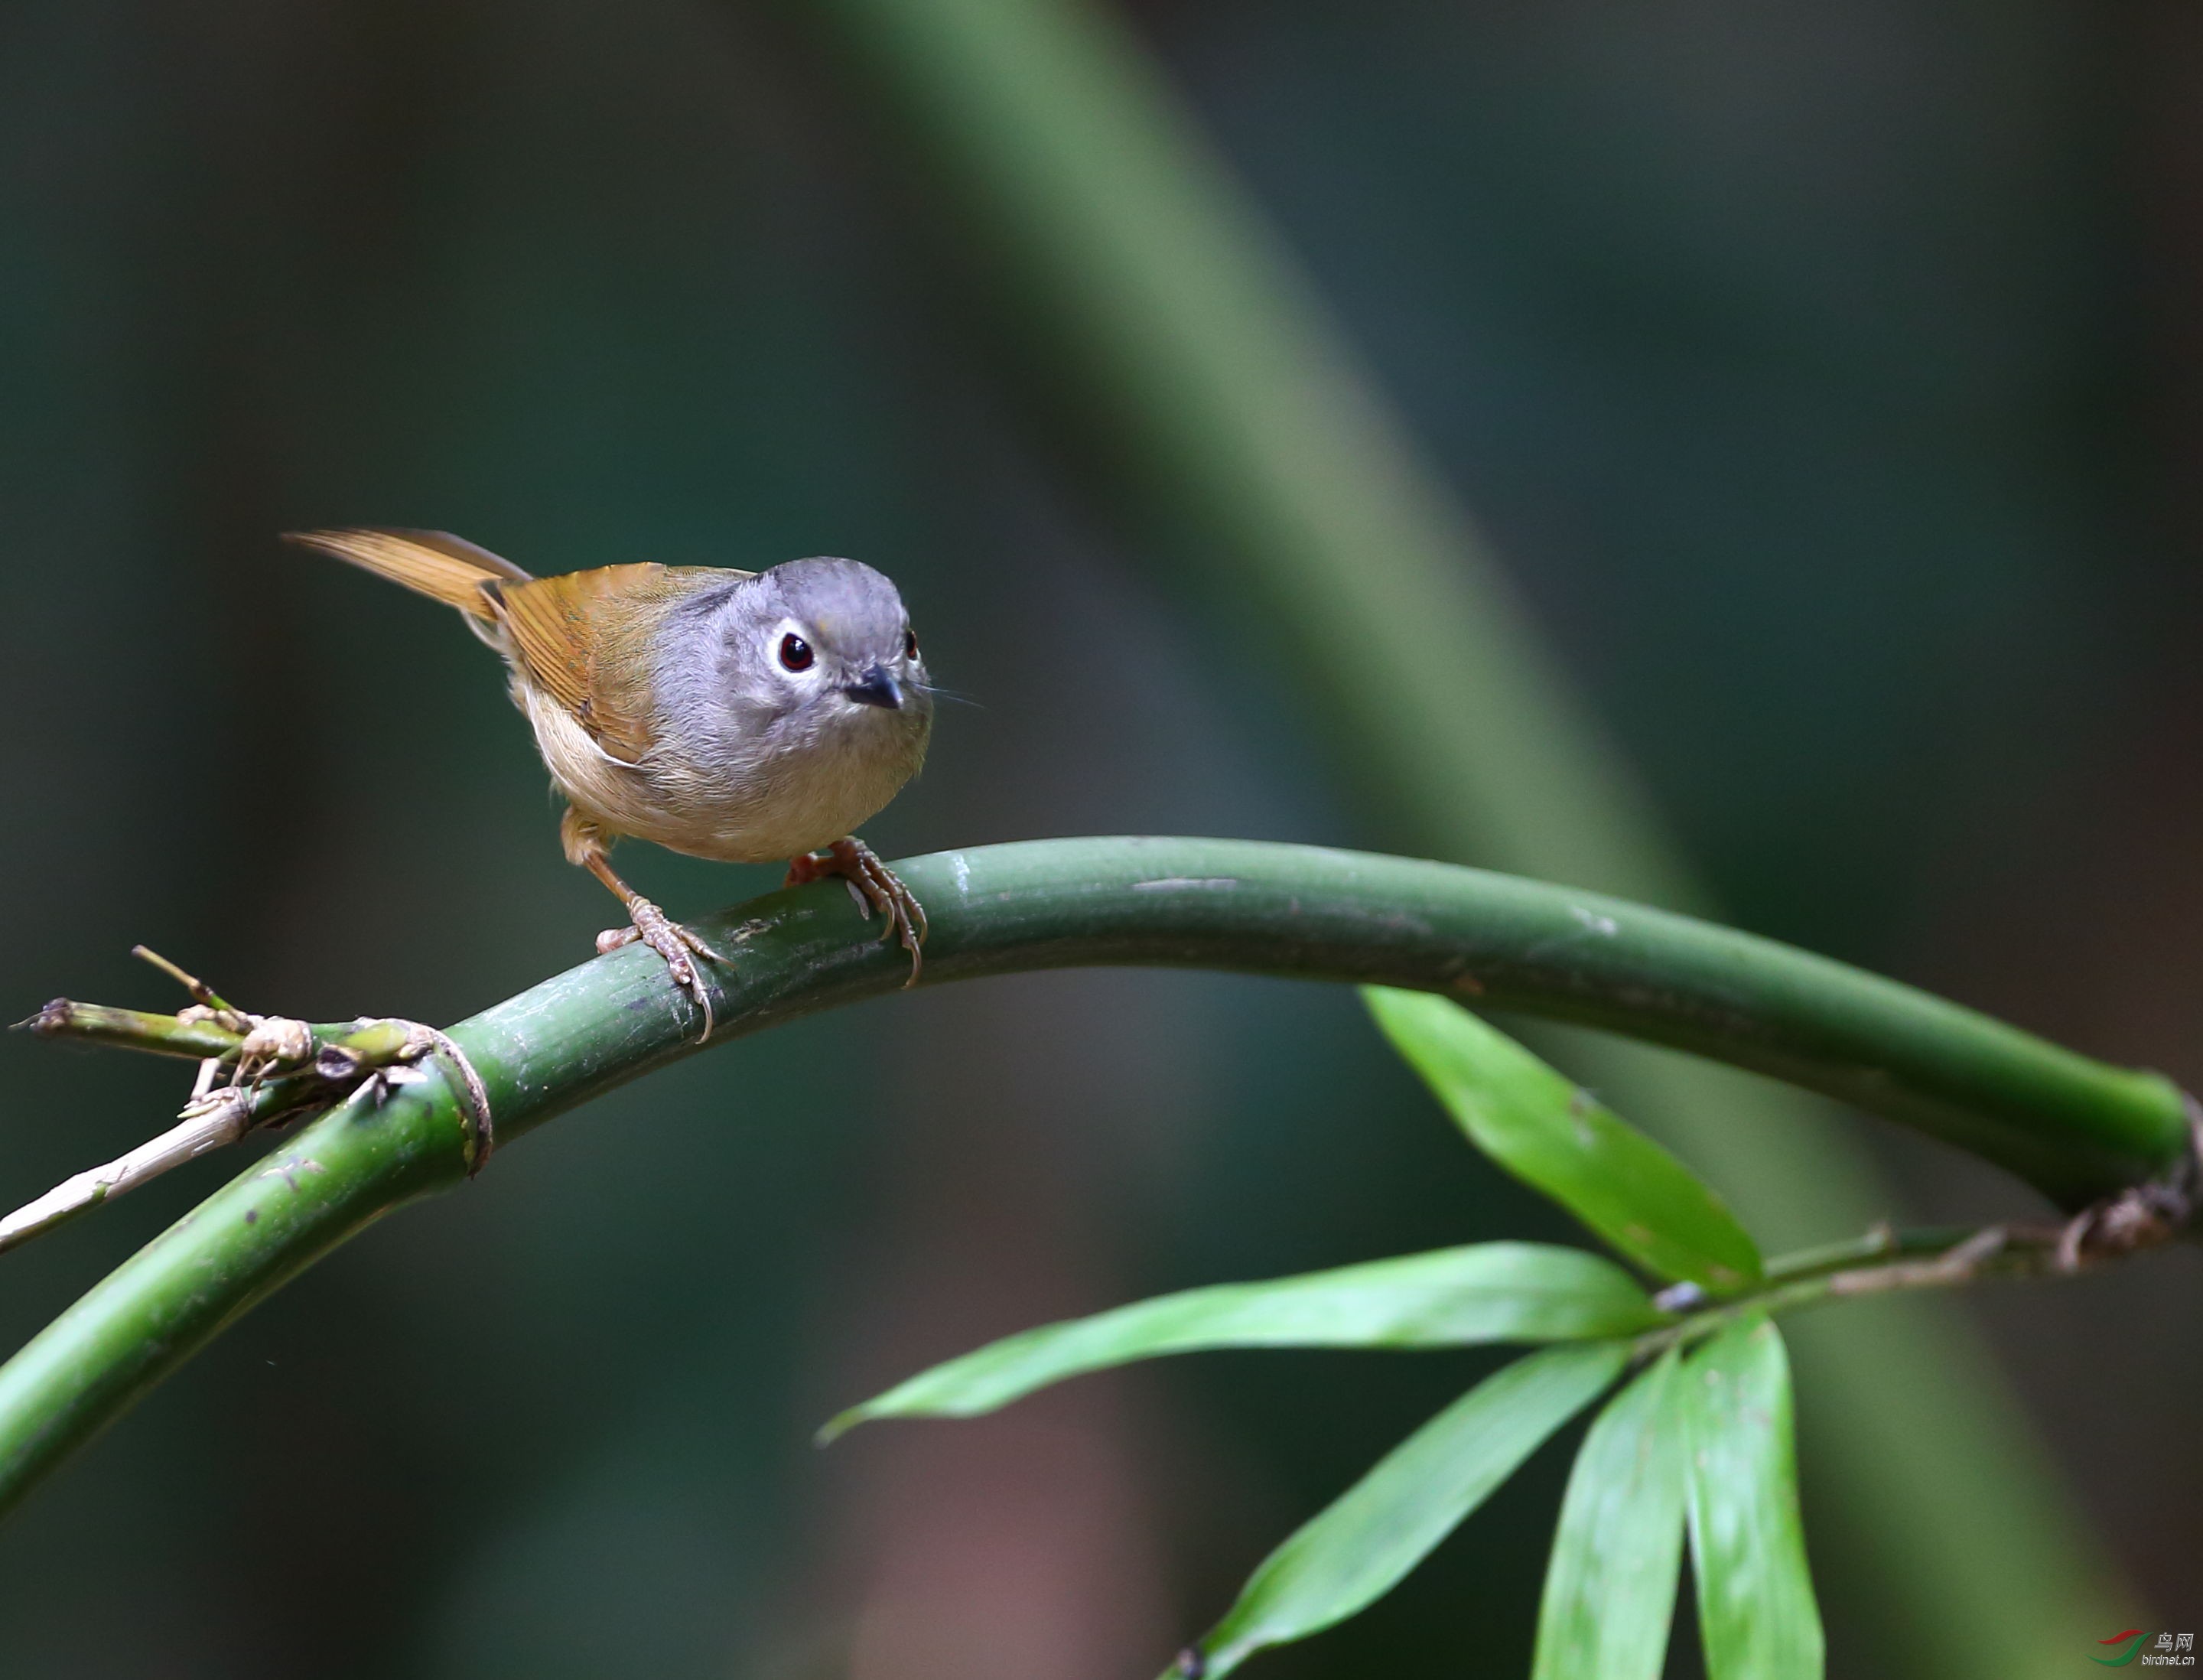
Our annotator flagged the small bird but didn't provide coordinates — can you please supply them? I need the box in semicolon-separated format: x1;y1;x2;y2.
287;529;934;1034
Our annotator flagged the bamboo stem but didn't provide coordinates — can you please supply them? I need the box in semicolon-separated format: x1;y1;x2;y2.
0;837;2187;1519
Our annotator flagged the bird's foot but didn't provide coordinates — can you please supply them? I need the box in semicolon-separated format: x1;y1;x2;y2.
597;898;726;1040
784;837;928;986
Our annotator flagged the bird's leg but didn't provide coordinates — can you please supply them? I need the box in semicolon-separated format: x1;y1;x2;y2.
562;809;724;1038
784;836;929;987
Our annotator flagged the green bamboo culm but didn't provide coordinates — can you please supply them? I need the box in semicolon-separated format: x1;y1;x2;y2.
0;838;2185;1519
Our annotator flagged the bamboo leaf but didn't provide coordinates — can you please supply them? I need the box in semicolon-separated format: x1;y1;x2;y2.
1187;1341;1631;1678
1685;1315;1824;1680
1532;1347;1689;1680
823;1242;1660;1441
1365;987;1763;1292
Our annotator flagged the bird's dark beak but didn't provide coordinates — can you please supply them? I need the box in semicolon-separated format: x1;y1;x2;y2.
842;666;903;710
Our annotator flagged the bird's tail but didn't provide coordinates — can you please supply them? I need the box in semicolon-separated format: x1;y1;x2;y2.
283;528;532;621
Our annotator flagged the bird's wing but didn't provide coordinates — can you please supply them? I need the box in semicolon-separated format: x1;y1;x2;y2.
487;565;752;765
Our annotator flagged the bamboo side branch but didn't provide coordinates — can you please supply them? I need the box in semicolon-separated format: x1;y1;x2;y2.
0;1092;262;1255
1662;1171;2202;1350
0;836;2188;1519
16;1001;246;1061
0;1016;472;1258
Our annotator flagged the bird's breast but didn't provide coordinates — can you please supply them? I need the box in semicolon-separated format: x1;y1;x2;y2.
520;681;927;864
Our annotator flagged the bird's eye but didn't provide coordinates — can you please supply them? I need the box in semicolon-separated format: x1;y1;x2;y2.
902;627;919;662
779;633;814;672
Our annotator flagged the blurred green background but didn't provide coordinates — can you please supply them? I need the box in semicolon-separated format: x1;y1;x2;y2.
2;0;2199;1675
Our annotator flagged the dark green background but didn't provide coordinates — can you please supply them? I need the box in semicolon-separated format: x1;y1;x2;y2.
0;2;2197;1674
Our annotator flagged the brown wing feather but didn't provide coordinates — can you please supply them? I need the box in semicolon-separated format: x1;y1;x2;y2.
487;565;749;764
283;528;531;619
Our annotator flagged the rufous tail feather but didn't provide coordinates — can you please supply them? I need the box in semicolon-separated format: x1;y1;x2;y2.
283;528;532;620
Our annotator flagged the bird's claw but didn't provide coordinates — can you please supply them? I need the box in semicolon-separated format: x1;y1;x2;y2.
597;899;724;1040
785;837;928;987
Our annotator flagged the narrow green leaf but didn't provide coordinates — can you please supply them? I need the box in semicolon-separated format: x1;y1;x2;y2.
1365;987;1763;1291
1685;1315;1824;1680
1189;1341;1631;1678
823;1242;1660;1441
1532;1347;1689;1680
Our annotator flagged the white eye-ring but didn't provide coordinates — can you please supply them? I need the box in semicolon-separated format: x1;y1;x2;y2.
771;620;820;676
